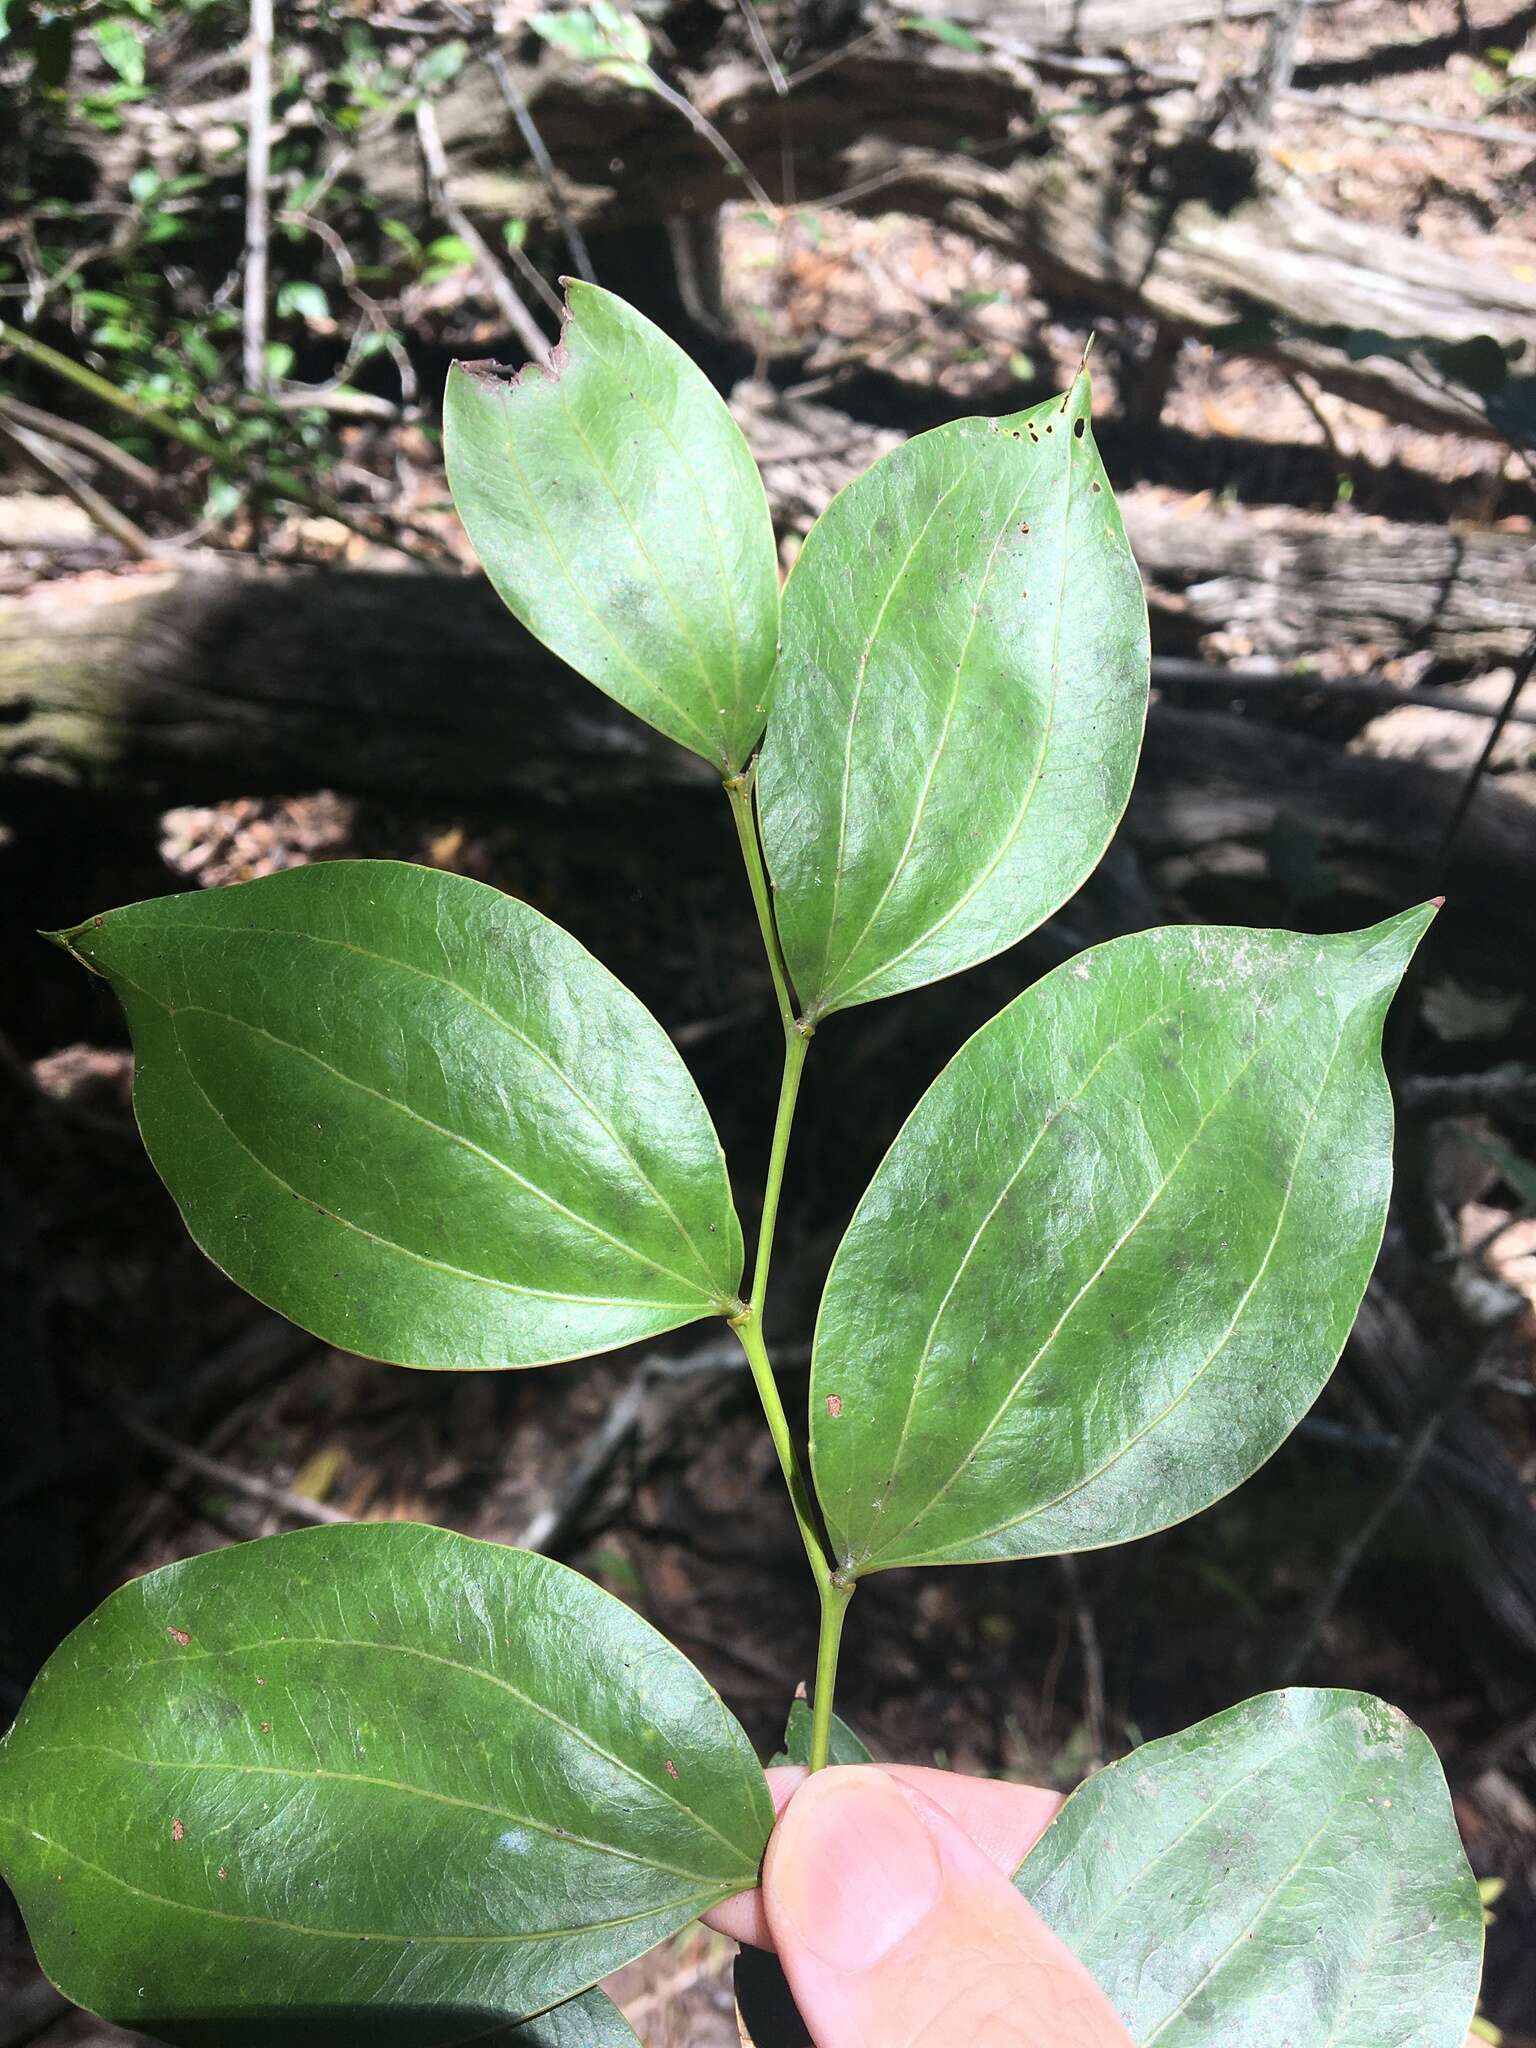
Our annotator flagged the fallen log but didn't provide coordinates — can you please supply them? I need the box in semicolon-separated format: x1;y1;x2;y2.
4;560;1534;951
359;15;1536;440
736;380;1536;663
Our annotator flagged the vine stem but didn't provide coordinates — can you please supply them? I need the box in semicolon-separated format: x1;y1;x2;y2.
723;769;853;1769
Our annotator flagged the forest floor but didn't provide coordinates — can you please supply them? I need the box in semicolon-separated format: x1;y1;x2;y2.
4;1;1536;2043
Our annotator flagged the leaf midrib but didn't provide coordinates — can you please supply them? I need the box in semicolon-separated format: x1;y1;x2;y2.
172;1001;715;1304
26;1742;732;1889
866;1007;1285;1564
829;435;1084;1008
820;461;1039;1003
1137;1754;1375;2046
806;451;984;1007
938;1027;1350;1558
1028;1702;1350;1950
0;1821;723;1951
54;1633;762;1870
107;912;729;1300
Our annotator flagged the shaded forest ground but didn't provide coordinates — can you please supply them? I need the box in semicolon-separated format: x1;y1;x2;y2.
3;0;1536;2042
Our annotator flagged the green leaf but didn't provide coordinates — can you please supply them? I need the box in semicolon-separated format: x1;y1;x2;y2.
902;14;982;52
93;15;145;85
444;282;780;776
0;1524;770;2044
276;280;330;325
770;1697;873;1768
810;908;1433;1575
1014;1689;1483;2048
758;379;1148;1019
53;860;743;1368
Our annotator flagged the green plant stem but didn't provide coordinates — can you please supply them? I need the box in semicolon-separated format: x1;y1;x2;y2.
750;1022;808;1318
725;770;796;1036
725;770;852;1767
731;1310;831;1599
809;1578;854;1772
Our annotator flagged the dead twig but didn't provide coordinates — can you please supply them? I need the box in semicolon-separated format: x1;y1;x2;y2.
109;1400;352;1527
1152;656;1536;731
1398;1065;1536;1119
415;98;552;364
0;416;160;559
1056;1554;1108;1766
242;0;275;394
437;0;596;283
0;396;159;492
1436;630;1536;873
514;1338;743;1554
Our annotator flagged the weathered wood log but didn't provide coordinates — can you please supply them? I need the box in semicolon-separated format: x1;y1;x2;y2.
738;381;1536;663
0;564;710;809
943;0;1345;38
369;16;1534;439
1122;495;1536;664
5;560;1534;951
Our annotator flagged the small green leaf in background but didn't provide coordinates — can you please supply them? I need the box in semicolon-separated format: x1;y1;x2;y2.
810;907;1433;1574
1015;1688;1483;2048
445;281;780;776
901;14;983;53
53;860;743;1368
0;1525;772;2043
92;15;145;85
758;379;1149;1019
770;1695;873;1768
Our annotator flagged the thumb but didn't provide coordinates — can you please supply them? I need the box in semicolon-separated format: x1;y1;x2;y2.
762;1766;1133;2048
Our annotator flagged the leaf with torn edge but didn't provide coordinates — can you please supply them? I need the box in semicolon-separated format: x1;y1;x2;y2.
445;281;780;776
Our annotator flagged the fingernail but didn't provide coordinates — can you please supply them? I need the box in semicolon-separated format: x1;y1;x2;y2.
769;1767;942;1972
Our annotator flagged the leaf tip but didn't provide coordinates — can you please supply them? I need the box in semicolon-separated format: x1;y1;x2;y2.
41;922;104;975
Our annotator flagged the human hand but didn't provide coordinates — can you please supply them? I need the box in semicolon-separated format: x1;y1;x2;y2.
706;1764;1135;2048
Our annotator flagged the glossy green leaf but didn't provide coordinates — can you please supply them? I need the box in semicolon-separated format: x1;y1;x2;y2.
758;379;1149;1019
810;908;1433;1574
770;1697;872;1769
0;1524;772;2044
53;861;742;1368
444;282;780;776
1014;1688;1483;2048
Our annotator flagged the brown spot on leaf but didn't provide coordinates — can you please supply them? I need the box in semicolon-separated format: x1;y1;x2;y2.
217;1866;228;1881
258;1721;270;1734
826;1394;843;1418
664;1759;680;1780
171;1819;185;1843
166;1626;191;1647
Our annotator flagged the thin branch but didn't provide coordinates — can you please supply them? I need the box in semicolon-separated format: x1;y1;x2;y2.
0;416;159;559
0;395;160;491
109;1400;352;1526
242;0;275;393
1436;630;1536;871
639;67;776;210
1151;654;1536;731
1056;1554;1108;1766
415;98;552;363
734;0;788;95
437;0;597;282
